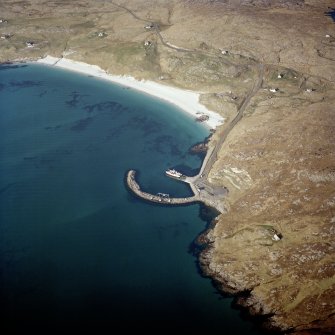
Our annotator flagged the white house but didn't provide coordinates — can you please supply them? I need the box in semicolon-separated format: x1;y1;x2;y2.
26;41;35;48
272;234;281;241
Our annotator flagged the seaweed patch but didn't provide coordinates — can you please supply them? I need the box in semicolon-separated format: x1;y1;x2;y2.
70;117;94;131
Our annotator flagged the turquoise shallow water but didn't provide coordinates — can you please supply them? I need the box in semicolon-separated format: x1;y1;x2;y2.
0;63;266;334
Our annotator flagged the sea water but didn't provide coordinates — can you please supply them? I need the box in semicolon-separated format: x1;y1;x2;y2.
0;63;266;334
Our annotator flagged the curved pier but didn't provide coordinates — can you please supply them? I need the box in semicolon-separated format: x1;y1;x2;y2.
126;170;199;205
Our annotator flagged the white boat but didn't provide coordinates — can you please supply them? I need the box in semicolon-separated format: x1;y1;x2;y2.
165;169;183;178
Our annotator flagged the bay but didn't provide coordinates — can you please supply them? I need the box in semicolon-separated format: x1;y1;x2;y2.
0;63;266;334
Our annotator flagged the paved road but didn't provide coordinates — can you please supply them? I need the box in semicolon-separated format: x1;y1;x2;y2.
191;64;264;201
181;62;264;212
200;63;264;179
110;1;265;211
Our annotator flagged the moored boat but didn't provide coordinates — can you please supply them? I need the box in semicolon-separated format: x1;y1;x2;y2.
165;169;183;178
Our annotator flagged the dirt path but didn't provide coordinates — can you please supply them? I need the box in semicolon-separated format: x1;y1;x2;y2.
110;1;236;66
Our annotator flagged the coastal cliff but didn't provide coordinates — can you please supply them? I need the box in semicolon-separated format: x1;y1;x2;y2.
1;0;334;333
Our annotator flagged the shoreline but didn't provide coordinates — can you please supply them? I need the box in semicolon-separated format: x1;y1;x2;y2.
17;55;273;332
32;55;271;332
35;55;224;130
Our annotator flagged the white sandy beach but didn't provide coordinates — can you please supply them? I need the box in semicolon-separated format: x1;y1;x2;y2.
37;55;224;129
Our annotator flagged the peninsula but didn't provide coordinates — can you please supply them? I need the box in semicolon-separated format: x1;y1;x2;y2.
1;0;334;333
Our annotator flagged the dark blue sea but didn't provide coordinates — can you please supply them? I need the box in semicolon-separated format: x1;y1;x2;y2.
0;63;266;334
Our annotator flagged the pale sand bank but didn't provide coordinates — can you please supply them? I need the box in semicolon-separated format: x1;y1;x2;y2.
36;56;224;129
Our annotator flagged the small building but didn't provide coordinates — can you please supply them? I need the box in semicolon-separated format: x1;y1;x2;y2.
269;88;279;93
98;32;104;37
144;40;151;46
144;24;154;29
278;73;283;79
221;50;228;55
1;34;11;40
305;88;314;93
325;34;330;38
272;234;282;241
26;41;35;48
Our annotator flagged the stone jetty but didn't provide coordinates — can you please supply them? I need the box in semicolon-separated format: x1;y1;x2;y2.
126;170;199;205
